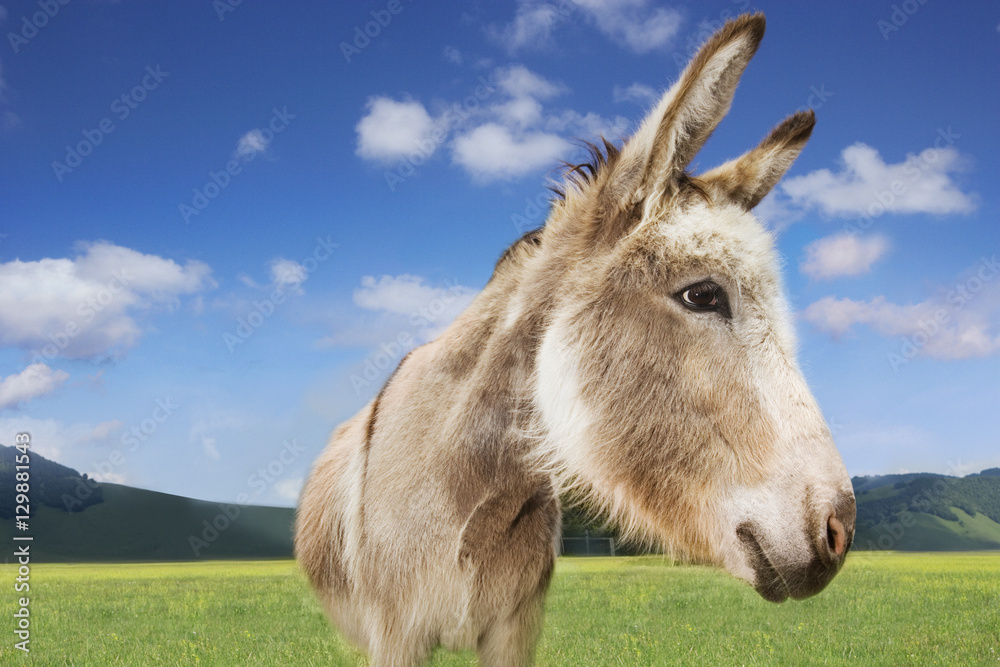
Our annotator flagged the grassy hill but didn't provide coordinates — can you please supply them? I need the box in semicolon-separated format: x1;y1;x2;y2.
0;482;294;563
0;444;103;518
0;444;293;563
852;469;1000;551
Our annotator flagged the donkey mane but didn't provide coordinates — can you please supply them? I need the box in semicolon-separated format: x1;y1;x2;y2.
552;138;622;200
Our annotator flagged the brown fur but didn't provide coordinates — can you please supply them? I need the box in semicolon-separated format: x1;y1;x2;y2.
296;13;854;666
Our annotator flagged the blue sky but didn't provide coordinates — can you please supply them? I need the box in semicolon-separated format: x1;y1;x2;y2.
0;0;997;507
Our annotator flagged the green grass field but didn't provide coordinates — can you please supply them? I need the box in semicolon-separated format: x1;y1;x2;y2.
1;553;997;665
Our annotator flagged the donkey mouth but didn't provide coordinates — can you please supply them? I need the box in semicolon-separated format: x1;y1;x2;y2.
736;523;790;603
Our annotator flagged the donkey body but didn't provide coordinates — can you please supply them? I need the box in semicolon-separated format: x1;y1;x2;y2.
297;14;855;666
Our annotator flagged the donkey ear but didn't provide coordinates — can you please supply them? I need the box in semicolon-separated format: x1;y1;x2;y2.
635;13;766;199
699;110;815;210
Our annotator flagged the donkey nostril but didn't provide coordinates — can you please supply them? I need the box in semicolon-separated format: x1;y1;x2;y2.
827;515;847;558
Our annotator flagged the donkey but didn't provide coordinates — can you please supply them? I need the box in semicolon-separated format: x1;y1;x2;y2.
297;13;855;666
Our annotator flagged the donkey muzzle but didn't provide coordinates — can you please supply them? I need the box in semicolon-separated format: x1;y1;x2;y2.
737;490;855;603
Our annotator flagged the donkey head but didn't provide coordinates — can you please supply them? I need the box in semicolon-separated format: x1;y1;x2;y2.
531;14;854;601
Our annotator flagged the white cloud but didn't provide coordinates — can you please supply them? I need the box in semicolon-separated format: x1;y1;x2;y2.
269;258;307;290
90;470;127;484
613;82;658;106
490;0;681;53
320;274;478;348
781;142;977;218
801;233;890;280
237;273;259;288
234;257;308;298
187;410;253;461
456;66;622;180
84;419;124;442
493;96;546;129
803;266;1000;360
543;109;630;139
353;274;477;318
0;363;69;411
202;436;220;460
0;241;213;360
355;97;438;163
753;191;804;230
491;66;566;129
497;65;565;100
574;0;682;53
235;129;269;161
452;124;571;182
0;416;95;462
488;2;562;52
804;296;896;338
355;65;624;183
0;416;132;482
73;241;211;295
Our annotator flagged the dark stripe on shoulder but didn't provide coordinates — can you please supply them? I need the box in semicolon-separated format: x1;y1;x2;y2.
362;349;414;455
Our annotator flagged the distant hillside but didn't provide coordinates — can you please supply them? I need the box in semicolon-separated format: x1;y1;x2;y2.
853;470;1000;551
0;445;293;563
850;472;951;495
0;444;103;518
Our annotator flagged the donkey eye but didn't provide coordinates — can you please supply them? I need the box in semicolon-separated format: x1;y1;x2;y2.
677;281;727;313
